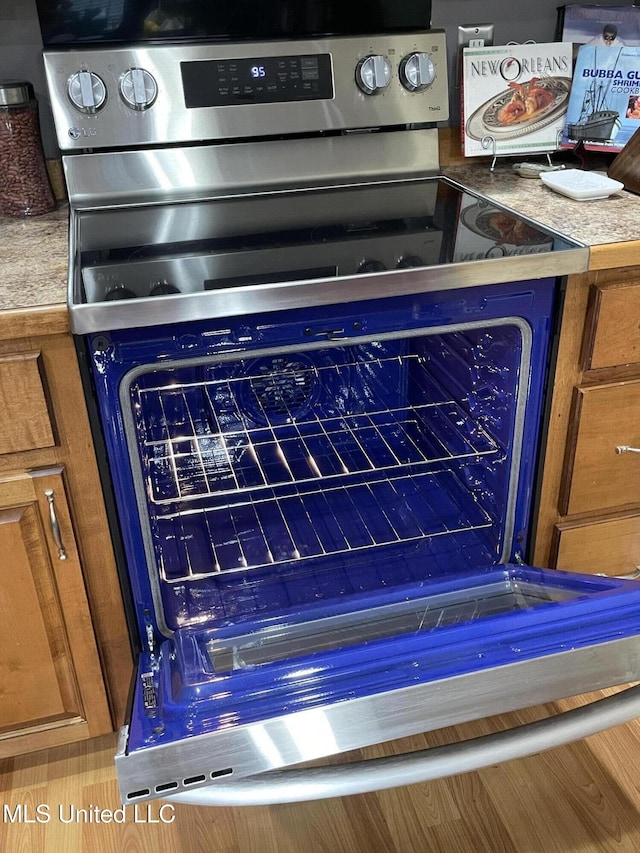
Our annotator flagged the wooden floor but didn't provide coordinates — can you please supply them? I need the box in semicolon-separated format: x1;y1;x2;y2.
2;688;640;852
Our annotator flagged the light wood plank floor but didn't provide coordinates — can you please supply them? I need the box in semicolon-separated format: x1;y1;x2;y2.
2;688;640;852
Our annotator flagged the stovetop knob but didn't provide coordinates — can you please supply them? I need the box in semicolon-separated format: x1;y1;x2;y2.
396;255;424;269
358;259;387;273
399;52;435;92
67;70;107;113
120;68;158;111
355;55;392;95
149;281;180;296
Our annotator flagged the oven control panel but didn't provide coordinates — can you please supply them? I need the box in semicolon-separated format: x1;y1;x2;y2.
43;32;448;150
181;54;334;108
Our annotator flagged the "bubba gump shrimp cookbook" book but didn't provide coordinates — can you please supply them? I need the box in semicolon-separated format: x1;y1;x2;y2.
461;42;574;158
560;43;640;152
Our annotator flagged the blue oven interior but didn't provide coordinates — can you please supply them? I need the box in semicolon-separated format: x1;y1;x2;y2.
132;322;525;627
93;281;552;638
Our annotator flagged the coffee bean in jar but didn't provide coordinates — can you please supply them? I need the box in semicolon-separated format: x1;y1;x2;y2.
0;80;56;217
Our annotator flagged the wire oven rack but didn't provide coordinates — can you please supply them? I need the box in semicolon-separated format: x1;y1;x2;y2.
154;470;495;581
132;352;502;580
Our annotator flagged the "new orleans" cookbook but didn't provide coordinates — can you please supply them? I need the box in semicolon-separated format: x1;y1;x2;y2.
461;42;573;158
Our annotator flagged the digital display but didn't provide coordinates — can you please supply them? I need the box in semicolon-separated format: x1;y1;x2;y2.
181;54;333;108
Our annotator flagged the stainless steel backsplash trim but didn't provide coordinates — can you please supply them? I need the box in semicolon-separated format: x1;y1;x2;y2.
62;128;440;208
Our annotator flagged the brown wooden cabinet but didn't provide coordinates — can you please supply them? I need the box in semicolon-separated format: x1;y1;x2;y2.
534;268;640;579
0;331;132;757
0;468;111;755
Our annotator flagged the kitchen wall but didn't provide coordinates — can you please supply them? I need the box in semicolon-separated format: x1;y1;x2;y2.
0;0;629;157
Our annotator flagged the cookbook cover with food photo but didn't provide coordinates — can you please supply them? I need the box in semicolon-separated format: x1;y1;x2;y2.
461;42;574;158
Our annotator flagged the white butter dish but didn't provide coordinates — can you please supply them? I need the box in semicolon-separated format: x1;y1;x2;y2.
540;169;624;201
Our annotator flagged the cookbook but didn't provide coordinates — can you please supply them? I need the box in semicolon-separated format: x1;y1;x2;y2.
560;43;640;152
461;42;573;158
556;4;640;57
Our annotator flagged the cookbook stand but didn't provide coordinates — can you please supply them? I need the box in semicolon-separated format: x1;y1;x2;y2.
481;129;565;172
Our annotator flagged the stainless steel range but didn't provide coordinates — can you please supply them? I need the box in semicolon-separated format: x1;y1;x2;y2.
38;0;640;809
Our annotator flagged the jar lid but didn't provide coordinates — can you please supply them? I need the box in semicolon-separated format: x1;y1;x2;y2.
0;80;35;107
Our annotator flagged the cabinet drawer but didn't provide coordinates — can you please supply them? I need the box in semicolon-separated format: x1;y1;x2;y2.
561;379;640;515
0;352;55;455
583;280;640;370
554;513;640;578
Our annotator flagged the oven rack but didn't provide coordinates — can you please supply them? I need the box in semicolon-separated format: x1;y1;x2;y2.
141;397;499;505
155;468;495;581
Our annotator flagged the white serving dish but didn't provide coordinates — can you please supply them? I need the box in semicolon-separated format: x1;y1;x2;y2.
540;169;624;200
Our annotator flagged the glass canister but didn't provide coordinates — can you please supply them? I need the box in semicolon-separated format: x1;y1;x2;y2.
0;80;56;217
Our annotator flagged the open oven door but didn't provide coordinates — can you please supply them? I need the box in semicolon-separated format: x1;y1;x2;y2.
91;281;640;806
115;561;640;806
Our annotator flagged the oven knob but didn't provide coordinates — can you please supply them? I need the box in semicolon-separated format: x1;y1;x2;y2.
355;55;392;95
358;259;387;273
399;53;435;92
104;285;136;300
396;255;424;269
149;281;180;296
67;71;107;113
120;68;158;111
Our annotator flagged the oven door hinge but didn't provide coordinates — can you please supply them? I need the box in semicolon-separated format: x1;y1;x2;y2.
513;551;525;566
146;622;157;655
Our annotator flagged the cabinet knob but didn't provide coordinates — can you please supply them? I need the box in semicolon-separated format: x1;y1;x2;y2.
616;445;640;454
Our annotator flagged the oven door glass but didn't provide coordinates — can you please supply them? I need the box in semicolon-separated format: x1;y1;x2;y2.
90;280;640;803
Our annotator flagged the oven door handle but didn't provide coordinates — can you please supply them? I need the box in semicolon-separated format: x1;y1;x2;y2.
165;684;640;807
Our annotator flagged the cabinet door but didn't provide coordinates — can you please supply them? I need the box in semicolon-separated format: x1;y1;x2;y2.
0;468;111;757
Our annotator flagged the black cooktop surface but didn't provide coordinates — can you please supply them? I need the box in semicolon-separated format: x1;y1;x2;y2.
77;177;578;305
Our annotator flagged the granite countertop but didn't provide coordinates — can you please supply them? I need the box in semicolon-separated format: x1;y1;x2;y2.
0;204;70;339
1;164;639;338
443;163;640;247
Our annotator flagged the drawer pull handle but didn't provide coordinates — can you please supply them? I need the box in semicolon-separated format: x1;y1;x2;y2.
616;445;640;454
44;488;68;561
616;568;640;581
598;569;640;580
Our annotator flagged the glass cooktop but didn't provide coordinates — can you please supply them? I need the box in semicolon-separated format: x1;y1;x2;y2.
71;177;587;333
